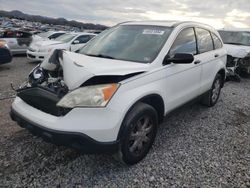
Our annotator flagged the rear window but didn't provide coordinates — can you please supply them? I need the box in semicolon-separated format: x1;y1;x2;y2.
195;28;214;53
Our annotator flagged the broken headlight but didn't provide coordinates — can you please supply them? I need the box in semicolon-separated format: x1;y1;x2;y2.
28;65;47;85
56;83;120;108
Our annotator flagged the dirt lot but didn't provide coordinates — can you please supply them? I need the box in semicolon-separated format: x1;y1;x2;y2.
0;56;250;187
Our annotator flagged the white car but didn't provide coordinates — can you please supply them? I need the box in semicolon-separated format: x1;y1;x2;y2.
218;29;250;75
27;33;96;61
11;21;227;165
28;31;66;55
32;31;66;43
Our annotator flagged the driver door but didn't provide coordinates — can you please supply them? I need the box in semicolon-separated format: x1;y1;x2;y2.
163;27;202;112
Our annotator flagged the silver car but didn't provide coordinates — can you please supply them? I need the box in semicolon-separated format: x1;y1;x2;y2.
0;30;32;55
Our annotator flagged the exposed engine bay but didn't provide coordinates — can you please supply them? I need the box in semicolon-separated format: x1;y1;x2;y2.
17;50;70;116
16;50;147;116
25;62;68;97
226;54;250;82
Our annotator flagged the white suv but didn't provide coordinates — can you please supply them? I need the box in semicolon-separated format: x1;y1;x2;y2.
11;21;227;165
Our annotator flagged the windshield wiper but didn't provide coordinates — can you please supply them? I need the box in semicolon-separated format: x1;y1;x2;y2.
225;42;245;46
85;53;115;59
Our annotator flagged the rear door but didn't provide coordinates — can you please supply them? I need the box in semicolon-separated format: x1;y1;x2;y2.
163;27;202;111
194;28;224;93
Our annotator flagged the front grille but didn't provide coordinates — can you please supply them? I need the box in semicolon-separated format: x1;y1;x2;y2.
17;86;71;116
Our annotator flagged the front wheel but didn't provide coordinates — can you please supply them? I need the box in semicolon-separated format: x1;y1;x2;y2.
115;103;158;165
201;74;222;107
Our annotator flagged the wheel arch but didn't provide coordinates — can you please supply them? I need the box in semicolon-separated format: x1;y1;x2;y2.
117;94;165;140
217;68;226;87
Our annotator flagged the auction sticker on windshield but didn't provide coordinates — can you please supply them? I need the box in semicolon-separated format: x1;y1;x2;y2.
143;29;165;35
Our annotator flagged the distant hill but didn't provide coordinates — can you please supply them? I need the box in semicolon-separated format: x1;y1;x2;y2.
0;10;108;30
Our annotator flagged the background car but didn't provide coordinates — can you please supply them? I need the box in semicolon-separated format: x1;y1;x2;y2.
218;29;250;76
26;32;96;61
31;31;66;44
0;40;12;64
0;30;32;55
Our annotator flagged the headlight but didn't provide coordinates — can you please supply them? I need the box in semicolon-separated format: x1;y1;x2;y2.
57;83;120;108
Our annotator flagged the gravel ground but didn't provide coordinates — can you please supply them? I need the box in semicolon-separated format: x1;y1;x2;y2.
0;57;249;187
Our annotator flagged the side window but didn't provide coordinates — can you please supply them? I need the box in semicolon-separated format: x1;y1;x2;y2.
169;28;197;57
211;33;223;49
49;33;64;39
75;35;91;44
195;28;214;53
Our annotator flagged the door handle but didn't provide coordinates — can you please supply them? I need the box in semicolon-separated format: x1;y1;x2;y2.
215;54;219;58
194;60;201;64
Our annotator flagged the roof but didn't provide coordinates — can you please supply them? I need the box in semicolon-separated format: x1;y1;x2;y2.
121;20;179;27
120;20;214;28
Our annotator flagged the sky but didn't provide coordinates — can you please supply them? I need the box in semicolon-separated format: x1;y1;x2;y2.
0;0;250;29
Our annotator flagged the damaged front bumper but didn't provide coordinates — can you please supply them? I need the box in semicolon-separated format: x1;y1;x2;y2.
10;107;119;153
11;95;123;144
16;86;70;116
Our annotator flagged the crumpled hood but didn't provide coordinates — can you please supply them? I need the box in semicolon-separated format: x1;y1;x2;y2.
59;51;149;90
224;44;250;58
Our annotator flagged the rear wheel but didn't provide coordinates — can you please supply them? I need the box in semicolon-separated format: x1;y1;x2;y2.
201;74;222;107
115;103;158;165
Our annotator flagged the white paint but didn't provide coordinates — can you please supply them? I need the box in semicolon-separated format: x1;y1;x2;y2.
12;21;227;143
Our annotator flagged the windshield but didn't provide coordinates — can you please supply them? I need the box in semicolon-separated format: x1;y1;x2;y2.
79;25;173;63
55;33;76;43
219;30;250;46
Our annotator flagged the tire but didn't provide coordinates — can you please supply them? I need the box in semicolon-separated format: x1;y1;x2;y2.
200;74;222;107
115;102;158;165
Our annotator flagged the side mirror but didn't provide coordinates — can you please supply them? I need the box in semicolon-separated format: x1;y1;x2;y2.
72;40;79;44
163;53;194;65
